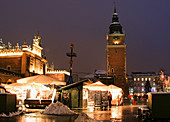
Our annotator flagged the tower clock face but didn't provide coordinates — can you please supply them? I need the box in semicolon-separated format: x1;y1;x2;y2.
113;36;119;40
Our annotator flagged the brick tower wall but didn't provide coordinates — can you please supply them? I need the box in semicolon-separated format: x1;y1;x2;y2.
107;45;126;88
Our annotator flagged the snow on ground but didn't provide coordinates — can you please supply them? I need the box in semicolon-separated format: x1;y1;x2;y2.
0;111;23;118
41;101;76;115
75;112;100;122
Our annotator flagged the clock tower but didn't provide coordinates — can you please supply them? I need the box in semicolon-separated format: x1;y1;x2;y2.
106;7;127;94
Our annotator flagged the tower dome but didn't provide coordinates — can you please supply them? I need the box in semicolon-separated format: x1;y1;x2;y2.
109;6;123;34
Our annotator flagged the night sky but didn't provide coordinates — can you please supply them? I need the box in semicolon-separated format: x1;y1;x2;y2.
0;0;170;74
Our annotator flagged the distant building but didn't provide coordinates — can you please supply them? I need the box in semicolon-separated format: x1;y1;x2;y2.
46;70;70;82
127;75;134;95
0;34;47;83
79;73;94;81
94;70;114;85
46;62;54;72
106;6;127;95
78;70;114;85
131;72;158;96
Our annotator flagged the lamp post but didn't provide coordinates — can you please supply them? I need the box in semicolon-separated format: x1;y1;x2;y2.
66;44;77;85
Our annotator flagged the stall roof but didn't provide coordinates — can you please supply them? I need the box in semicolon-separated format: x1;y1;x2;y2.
108;84;122;92
83;81;108;91
83;81;122;92
17;75;66;85
4;82;50;91
108;84;122;89
60;79;91;90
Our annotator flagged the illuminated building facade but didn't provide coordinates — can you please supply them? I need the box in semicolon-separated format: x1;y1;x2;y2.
46;70;70;82
106;7;127;94
0;34;47;83
131;72;158;96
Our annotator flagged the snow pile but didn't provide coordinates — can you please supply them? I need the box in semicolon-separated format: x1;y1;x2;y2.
75;112;100;122
0;111;23;118
41;101;75;115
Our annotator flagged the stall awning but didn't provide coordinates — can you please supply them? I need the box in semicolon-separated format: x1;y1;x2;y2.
83;81;108;91
17;75;66;85
4;82;50;91
108;84;122;93
83;81;123;92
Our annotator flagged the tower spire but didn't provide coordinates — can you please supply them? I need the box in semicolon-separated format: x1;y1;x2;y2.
114;1;116;13
108;2;123;34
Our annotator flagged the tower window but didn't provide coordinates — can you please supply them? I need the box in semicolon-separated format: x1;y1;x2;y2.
8;67;10;70
7;65;11;71
111;68;114;73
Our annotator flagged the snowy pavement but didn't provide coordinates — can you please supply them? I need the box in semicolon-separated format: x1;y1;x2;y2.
0;105;146;122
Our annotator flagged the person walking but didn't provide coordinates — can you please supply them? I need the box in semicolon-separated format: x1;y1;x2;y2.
108;92;112;108
133;95;137;105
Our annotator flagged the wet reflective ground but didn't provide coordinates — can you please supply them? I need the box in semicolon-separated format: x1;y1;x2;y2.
0;113;78;122
1;99;168;122
0;105;144;122
73;105;144;122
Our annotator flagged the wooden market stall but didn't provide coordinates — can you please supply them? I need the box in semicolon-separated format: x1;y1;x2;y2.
4;75;66;108
83;81;123;108
108;84;123;106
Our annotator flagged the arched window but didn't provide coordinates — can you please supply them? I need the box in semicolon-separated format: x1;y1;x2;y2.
7;65;11;70
111;68;114;73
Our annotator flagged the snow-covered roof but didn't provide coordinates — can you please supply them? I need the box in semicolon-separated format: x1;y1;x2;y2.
108;30;121;34
128;76;133;78
132;72;157;76
95;70;106;75
84;74;94;78
113;13;118;15
113;22;120;24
